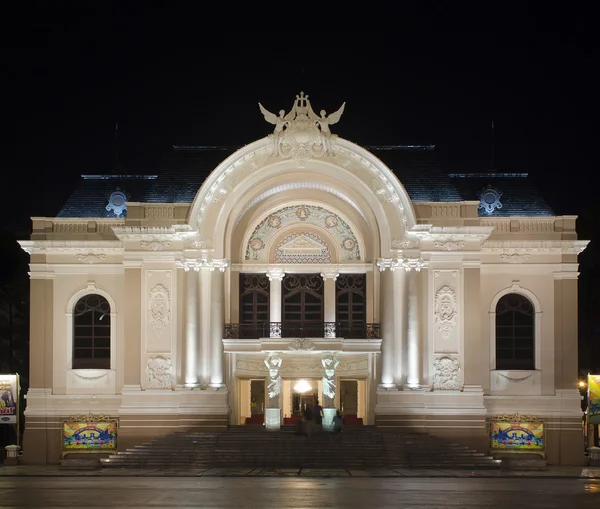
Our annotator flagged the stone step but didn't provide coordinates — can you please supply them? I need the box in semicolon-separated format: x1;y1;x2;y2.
100;427;502;470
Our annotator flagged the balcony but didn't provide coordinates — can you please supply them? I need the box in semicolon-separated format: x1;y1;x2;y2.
224;322;381;340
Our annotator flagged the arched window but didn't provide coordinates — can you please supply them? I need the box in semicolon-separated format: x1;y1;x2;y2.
73;294;111;369
495;293;535;370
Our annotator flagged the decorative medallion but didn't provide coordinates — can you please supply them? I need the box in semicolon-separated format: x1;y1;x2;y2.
148;283;171;336
146;356;173;389
106;190;128;217
325;215;338;228
258;91;345;164
267;214;282;228
432;356;461;390
295;206;310;220
478;185;503;215
434;285;457;339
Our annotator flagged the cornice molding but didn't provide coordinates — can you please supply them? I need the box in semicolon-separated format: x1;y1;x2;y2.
482;240;589;253
19;240;123;254
230;263;372;273
111;226;177;240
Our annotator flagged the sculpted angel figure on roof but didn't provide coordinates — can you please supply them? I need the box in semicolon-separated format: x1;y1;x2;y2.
258;105;289;156
258;92;345;163
314;105;345;155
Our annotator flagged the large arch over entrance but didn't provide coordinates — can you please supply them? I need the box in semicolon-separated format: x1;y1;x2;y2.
187;137;417;259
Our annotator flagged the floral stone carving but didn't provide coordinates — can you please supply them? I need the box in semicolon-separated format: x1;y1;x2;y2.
146;356;173;389
435;285;457;339
148;283;171;336
433;357;461;390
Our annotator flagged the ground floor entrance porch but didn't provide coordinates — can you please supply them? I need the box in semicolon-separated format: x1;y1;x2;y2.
237;377;368;427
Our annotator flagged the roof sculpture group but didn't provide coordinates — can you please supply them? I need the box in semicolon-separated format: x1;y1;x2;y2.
259;92;345;165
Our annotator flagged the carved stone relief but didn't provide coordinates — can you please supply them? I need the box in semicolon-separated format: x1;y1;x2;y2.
432;356;461;390
435;285;457;339
288;338;315;351
146;356;173;389
148;283;171;336
500;252;531;263
433;240;466;251
140;239;172;251
76;253;107;264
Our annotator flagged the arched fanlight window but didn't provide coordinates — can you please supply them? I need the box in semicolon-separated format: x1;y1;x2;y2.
73;294;111;369
495;293;535;370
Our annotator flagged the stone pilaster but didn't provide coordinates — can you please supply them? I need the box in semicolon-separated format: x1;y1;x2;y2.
320;270;339;337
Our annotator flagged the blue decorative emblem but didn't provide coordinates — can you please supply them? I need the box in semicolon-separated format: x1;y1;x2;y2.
106;190;128;217
478;185;503;215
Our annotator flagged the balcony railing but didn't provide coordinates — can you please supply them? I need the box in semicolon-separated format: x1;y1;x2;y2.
224;322;381;340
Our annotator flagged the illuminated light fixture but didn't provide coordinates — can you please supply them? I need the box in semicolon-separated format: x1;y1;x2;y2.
294;379;312;393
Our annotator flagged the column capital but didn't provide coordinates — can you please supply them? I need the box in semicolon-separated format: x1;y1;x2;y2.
402;257;425;272
179;258;229;272
320;270;339;280
266;268;285;281
376;258;394;271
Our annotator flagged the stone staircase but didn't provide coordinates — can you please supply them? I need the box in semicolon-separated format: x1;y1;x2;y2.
100;425;502;470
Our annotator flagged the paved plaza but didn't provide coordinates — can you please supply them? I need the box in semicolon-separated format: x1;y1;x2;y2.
0;473;599;508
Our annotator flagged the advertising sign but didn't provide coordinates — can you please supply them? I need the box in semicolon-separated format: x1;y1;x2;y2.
588;374;600;425
0;374;19;424
490;420;544;451
62;418;118;453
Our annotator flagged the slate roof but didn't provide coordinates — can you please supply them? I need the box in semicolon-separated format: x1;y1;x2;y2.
56;145;555;219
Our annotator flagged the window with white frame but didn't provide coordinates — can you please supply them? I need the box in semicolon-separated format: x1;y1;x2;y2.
495;293;535;370
72;294;111;369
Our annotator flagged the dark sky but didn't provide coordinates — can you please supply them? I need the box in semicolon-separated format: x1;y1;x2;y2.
1;3;597;234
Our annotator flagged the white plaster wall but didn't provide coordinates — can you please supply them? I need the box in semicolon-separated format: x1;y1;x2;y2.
480;266;555;396
52;270;125;396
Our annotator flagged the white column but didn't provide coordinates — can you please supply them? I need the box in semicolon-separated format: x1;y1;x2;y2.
199;265;212;386
267;269;284;338
404;259;423;388
210;259;229;388
377;259;395;387
321;270;339;337
392;264;406;385
183;261;200;387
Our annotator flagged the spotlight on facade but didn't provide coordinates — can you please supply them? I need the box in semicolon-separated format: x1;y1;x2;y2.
578;380;587;389
294;379;312;393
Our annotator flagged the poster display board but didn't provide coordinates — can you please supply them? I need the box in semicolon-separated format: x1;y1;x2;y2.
62;413;118;457
489;414;544;454
0;374;19;425
588;374;600;425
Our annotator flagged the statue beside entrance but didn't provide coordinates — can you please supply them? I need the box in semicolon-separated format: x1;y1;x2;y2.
321;353;340;431
264;353;282;430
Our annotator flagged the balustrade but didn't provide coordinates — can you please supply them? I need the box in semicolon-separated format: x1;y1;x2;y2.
224;322;380;339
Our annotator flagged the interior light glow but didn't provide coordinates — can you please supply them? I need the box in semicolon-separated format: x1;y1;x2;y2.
294;379;312;393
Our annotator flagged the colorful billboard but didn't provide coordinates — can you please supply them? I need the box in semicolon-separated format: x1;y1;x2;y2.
0;374;19;424
490;420;544;451
588;375;600;424
62;420;117;452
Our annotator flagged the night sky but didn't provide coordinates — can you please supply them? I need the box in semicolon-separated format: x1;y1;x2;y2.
1;4;598;363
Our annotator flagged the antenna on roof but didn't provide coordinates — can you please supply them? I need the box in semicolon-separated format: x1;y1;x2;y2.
113;121;119;173
490;120;495;172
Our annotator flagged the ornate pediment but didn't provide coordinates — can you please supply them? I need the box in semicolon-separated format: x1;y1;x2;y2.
279;234;326;255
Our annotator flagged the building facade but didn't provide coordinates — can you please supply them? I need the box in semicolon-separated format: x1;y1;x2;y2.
20;93;588;465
